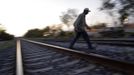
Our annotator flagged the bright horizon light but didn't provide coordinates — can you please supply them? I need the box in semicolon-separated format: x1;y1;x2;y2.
0;0;112;36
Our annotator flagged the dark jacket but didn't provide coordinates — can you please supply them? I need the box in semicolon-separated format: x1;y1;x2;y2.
74;13;88;32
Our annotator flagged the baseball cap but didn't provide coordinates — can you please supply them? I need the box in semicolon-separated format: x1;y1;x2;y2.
84;8;90;12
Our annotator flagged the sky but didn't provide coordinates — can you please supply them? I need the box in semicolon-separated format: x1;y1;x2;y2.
0;0;112;36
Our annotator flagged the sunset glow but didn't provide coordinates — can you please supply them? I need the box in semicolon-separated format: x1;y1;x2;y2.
0;0;110;36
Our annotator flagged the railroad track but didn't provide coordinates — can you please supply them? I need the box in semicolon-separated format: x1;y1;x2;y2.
32;38;134;47
31;40;134;63
15;39;134;75
0;39;133;75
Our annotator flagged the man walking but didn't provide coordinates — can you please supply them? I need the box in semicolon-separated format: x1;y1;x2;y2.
69;8;94;49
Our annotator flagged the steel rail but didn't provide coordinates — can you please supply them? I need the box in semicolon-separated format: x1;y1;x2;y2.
58;40;134;46
91;41;134;46
33;38;134;46
22;39;134;75
33;38;134;42
16;39;24;75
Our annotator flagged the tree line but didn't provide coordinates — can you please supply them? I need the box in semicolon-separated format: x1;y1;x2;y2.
0;25;14;40
24;25;74;38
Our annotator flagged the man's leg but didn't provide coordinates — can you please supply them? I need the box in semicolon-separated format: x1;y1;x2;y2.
69;32;81;48
82;31;93;49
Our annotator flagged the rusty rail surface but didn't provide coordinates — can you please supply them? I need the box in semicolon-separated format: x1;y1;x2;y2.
22;39;134;75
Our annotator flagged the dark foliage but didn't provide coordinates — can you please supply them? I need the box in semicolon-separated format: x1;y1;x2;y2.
0;31;14;40
91;23;107;29
24;29;44;38
60;9;78;26
100;0;134;25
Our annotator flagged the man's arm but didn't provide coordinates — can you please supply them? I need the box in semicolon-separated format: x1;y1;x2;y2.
82;15;91;30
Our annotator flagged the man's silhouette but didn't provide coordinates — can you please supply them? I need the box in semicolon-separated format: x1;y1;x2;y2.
69;8;93;49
